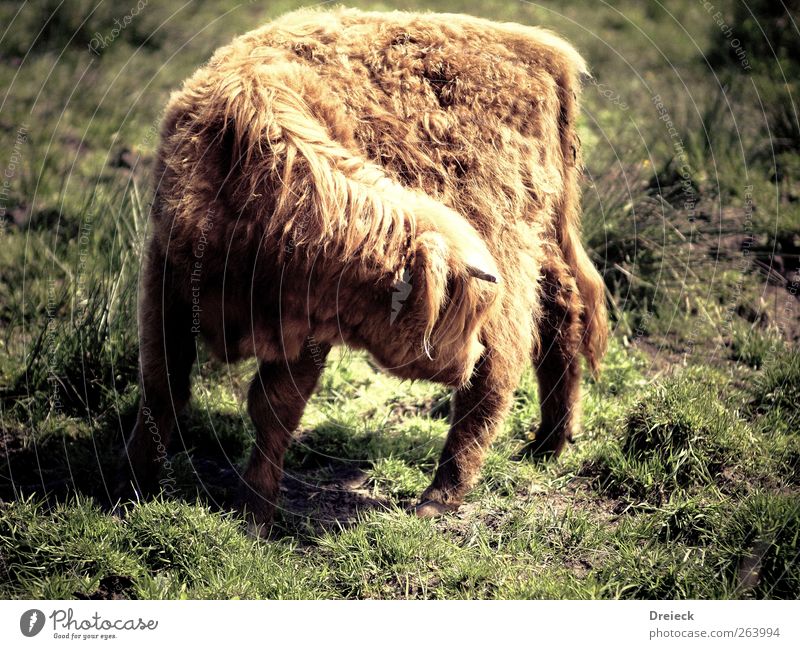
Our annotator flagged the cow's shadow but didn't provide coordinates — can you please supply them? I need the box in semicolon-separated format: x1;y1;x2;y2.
0;405;396;541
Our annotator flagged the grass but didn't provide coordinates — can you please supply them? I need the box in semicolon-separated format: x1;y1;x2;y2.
0;0;798;599
2;349;796;599
0;497;326;598
594;370;756;501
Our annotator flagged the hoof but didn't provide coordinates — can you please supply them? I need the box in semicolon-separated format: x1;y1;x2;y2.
521;429;570;460
245;518;272;540
113;475;146;505
115;453;160;504
238;490;276;539
242;505;274;539
413;499;458;518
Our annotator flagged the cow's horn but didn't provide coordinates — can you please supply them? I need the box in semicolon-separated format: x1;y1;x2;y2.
466;265;498;283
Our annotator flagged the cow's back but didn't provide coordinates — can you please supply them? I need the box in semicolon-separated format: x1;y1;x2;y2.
210;8;583;240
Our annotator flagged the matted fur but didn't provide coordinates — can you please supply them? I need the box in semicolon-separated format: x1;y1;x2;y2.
122;7;609;530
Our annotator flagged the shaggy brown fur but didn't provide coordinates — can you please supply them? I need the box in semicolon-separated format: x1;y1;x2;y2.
121;7;608;532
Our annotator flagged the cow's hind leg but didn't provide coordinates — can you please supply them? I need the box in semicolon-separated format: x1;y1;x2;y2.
120;252;195;498
526;259;584;458
416;350;518;516
242;339;330;536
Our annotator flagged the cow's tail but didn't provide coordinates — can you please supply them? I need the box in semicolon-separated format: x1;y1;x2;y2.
194;61;499;353
553;49;608;375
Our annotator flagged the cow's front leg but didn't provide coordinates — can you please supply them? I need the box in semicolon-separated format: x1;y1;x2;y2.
241;339;330;536
415;349;517;516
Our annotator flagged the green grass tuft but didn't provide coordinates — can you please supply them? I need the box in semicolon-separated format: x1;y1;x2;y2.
586;370;758;504
751;348;800;436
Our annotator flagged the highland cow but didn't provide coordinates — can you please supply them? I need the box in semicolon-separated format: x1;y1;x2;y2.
121;7;608;533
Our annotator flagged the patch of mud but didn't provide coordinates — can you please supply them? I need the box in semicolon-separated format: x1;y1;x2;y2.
275;464;391;537
441;479;623;541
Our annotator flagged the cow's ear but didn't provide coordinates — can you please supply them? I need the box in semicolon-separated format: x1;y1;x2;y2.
466;265;499;283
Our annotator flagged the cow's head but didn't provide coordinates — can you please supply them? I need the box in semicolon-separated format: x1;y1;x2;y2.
383;206;502;386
